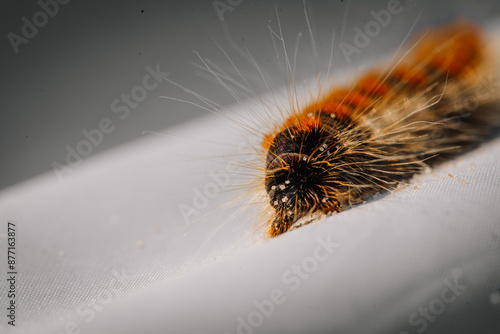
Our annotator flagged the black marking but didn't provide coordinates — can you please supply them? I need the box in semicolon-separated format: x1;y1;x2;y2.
265;111;352;229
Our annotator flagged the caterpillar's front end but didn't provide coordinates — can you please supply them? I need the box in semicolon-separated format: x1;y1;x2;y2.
262;20;500;238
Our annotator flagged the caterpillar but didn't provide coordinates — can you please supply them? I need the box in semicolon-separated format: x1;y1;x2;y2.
258;20;500;238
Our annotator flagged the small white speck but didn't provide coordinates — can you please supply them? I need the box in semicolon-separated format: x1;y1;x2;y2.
322;198;328;203
319;147;324;151
287;210;293;215
271;185;276;190
279;184;286;190
282;196;288;202
327;150;331;155
322;143;328;148
303;156;307;161
330;114;336;118
274;200;278;206
285;180;290;184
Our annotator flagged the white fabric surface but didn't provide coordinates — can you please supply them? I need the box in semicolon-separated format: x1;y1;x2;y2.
1;105;500;333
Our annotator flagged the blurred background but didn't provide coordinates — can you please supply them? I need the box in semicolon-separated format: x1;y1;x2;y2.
2;0;500;190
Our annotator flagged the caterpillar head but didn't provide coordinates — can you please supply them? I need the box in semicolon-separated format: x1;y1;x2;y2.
264;114;342;237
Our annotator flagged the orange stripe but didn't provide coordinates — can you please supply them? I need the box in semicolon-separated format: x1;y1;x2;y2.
413;20;481;77
357;72;391;96
328;89;373;112
393;65;427;88
319;100;352;118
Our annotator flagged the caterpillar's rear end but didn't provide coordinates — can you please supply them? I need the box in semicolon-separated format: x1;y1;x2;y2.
263;20;500;237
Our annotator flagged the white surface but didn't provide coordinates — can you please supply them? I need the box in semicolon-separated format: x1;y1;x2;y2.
1;104;500;333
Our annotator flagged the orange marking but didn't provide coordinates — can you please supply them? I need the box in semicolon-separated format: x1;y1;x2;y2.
413;20;482;76
294;114;320;132
393;65;427;88
267;20;483;152
262;133;274;150
328;89;373;111
319;100;351;118
357;73;391;96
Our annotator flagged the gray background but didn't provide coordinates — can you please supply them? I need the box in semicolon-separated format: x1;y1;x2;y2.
3;0;500;190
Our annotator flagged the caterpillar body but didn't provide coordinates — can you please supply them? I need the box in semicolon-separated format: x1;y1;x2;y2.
259;20;500;237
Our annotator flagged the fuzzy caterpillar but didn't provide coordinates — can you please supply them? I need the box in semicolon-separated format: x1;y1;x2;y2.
260;20;500;237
